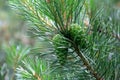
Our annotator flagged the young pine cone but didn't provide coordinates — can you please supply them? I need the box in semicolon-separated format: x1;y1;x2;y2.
52;34;68;65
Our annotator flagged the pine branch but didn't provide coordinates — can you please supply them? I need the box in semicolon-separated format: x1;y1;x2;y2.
89;28;120;41
92;28;120;41
69;39;104;80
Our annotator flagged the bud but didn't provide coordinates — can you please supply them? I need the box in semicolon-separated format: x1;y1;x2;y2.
69;24;88;49
52;34;68;65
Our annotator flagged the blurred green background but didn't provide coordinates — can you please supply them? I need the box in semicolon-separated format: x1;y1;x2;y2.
0;0;35;79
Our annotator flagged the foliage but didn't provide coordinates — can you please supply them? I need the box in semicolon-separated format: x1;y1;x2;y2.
16;56;52;80
6;0;120;80
2;44;30;80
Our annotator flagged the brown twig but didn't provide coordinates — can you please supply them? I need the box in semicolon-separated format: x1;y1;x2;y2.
33;73;42;80
68;39;104;80
74;45;103;80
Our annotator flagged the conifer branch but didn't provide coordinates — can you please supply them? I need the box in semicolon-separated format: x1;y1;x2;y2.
69;39;104;80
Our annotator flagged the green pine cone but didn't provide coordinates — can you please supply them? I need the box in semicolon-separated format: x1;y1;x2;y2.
52;34;68;65
69;24;88;49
